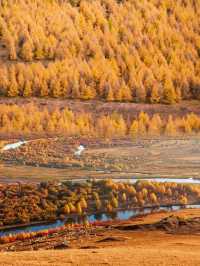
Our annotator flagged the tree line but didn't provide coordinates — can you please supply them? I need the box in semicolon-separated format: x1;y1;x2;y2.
0;179;199;227
0;0;200;103
0;103;200;138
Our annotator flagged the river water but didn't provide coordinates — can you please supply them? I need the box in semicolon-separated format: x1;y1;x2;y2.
1;177;200;237
1;204;200;237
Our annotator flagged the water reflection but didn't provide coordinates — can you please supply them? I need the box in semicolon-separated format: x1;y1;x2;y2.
1;204;200;237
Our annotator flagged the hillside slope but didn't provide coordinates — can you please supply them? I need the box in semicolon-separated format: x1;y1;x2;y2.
0;0;200;103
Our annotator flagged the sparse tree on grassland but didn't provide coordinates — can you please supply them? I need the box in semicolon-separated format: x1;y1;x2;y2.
165;115;177;136
148;114;162;136
130;120;139;139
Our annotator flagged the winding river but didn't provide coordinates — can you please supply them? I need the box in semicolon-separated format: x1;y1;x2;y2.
1;177;200;237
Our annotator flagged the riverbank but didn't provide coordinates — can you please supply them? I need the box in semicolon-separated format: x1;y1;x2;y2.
1;209;200;265
0;179;199;231
1;202;200;237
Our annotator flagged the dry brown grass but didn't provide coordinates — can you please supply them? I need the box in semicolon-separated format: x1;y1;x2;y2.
0;247;200;266
1;137;200;182
1;209;200;265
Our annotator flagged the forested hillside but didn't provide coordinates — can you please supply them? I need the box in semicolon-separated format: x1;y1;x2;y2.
0;0;200;103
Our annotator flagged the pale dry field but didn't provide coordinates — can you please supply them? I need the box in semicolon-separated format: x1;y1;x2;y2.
1;138;200;182
0;235;200;266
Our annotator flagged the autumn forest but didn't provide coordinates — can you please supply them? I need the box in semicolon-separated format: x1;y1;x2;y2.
1;1;200;261
0;179;198;227
0;103;200;138
0;0;200;104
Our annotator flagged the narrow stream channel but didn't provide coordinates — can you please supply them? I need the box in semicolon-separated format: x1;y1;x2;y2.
128;178;200;184
62;177;200;185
